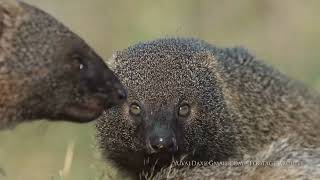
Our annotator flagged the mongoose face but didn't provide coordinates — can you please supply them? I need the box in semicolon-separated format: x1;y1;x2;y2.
97;39;235;175
0;2;126;127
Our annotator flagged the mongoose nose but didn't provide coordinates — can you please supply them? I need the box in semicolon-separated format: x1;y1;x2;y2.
148;135;178;153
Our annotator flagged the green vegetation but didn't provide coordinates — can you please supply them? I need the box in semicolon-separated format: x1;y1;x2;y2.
1;0;320;179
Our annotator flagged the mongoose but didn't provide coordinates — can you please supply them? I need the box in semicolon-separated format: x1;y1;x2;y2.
0;0;126;129
96;38;320;177
153;137;320;180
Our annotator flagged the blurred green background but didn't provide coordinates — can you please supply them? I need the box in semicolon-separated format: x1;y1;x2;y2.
1;0;320;179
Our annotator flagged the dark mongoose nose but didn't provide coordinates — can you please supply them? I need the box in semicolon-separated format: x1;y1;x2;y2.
148;135;178;153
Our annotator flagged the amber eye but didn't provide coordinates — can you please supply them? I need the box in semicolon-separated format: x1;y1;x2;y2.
178;104;190;117
130;103;141;116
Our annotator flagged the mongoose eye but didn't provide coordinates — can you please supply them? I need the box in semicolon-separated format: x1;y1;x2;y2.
72;54;86;70
79;64;84;70
178;104;190;117
130;103;141;116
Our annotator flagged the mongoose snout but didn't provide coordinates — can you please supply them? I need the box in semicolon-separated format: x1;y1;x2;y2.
147;122;178;154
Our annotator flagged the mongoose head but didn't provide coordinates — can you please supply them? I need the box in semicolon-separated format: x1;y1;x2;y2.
96;38;235;175
0;1;126;126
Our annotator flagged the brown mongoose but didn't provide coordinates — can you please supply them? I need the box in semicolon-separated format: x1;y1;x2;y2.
153;137;320;180
0;0;127;129
96;38;320;177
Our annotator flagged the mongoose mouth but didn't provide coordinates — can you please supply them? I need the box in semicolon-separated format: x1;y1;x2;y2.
115;151;178;172
141;145;181;165
148;152;177;161
141;152;181;172
62;87;126;122
62;94;108;122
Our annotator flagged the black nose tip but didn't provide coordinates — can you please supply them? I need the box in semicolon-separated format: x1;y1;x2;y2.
148;136;178;153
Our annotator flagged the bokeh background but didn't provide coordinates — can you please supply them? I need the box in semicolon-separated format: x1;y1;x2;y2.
1;0;320;179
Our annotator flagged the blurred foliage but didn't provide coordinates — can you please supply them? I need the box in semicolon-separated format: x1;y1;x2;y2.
1;0;320;179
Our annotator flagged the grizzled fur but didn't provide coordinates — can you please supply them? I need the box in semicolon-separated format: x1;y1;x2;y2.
153;137;320;180
0;1;126;129
96;38;320;177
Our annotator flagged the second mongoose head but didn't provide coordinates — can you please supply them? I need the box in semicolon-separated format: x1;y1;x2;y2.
0;1;127;128
96;38;235;176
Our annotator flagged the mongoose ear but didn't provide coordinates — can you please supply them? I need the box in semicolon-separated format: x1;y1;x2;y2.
193;51;218;71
